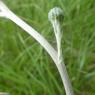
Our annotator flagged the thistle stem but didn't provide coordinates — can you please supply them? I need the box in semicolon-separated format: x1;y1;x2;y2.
0;1;57;64
55;21;74;95
0;1;74;95
48;7;74;95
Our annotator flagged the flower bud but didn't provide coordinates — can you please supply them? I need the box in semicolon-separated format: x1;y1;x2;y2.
48;7;64;23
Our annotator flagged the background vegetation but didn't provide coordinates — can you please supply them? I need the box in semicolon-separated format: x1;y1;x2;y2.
0;0;95;95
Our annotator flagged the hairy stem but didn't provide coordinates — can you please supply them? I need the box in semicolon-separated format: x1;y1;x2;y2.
48;7;74;95
0;2;74;95
54;20;74;95
0;1;57;64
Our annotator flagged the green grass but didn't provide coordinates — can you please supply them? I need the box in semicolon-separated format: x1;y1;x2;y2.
0;0;95;95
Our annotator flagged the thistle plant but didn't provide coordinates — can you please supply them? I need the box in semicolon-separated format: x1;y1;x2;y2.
48;7;63;65
0;1;74;95
48;7;74;95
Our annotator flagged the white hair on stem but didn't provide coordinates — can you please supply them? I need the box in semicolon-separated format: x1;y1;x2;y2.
48;7;74;95
0;1;74;95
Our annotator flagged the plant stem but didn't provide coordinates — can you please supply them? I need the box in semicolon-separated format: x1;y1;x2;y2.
54;20;74;95
0;2;74;95
0;1;57;64
48;7;74;95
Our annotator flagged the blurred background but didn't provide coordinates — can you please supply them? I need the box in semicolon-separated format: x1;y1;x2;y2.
0;0;95;95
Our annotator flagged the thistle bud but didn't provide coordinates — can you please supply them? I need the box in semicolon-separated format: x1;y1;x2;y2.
48;7;64;23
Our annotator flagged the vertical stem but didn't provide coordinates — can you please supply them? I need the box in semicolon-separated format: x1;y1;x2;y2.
54;20;74;95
